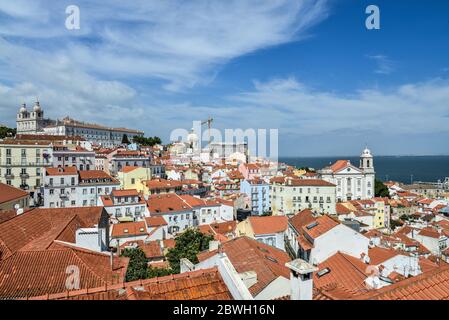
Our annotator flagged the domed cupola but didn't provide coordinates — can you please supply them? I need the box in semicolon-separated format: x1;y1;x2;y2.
33;100;42;112
360;146;374;170
19;103;27;113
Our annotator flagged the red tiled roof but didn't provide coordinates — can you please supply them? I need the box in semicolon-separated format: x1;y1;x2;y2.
0;183;29;204
271;177;336;187
354;264;449;300
314;251;371;296
111;221;147;238
419;257;440;273
328;160;350;173
0;209;19;224
45;166;78;176
111;189;139;197
336;203;352;215
197;237;290;296
0;245;128;299
302;215;339;240
121;166;140;173
27;267;232;300
145;216;168;227
368;247;400;265
248;216;288;235
288;209;316;233
78;170;115;180
147;194;191;215
0;207;105;260
418;227;440;239
144;179;183;190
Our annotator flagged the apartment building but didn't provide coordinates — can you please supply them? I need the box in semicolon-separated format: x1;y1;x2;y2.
0;139;52;195
270;176;337;215
99;189;149;222
42;167;120;208
52;145;95;170
240;178;271;215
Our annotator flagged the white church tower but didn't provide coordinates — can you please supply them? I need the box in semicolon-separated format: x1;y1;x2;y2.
359;146;375;198
16;100;45;134
360;147;374;173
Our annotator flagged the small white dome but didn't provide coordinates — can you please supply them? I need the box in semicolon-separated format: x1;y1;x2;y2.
361;147;372;157
33;101;41;112
187;128;199;143
19;103;27;113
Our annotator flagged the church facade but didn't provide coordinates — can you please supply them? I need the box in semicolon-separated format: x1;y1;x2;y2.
16;101;144;147
318;148;375;201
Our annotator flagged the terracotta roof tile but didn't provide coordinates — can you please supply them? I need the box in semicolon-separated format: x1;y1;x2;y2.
314;251;371;296
0;183;29;204
197;237;290;296
111;221;147;238
302;215;339;240
248;216;288;235
368;247;400;265
147;194;191;215
288;209;316;233
0;246;128;299
111;189;139;197
45;166;78;176
28;267;232;300
0;207;105;260
354;265;449;300
145;216;168;227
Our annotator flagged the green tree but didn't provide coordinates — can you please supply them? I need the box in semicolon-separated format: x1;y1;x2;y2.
374;179;390;198
390;219;404;230
166;229;214;273
121;134;130;144
0;126;16;139
147;266;173;278
132;136;162;146
121;248;149;282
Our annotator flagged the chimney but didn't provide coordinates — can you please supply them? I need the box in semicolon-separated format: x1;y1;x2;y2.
209;240;220;252
285;258;318;301
180;258;195;273
110;250;114;271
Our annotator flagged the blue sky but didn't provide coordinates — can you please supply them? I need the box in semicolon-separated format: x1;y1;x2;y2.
0;0;448;156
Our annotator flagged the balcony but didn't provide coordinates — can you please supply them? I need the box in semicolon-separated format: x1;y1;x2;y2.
59;193;69;199
4;173;14;179
20;184;29;190
20;173;30;179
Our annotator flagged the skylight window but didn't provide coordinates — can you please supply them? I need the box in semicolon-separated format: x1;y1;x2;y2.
317;267;331;277
306;222;319;230
265;256;278;263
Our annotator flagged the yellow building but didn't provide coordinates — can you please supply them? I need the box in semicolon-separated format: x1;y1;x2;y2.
0;139;52;192
117;166;152;192
293;168;307;177
236;218;255;238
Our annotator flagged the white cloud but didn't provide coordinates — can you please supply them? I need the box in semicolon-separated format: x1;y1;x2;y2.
230;77;449;137
0;0;329;134
0;0;329;90
368;55;394;75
